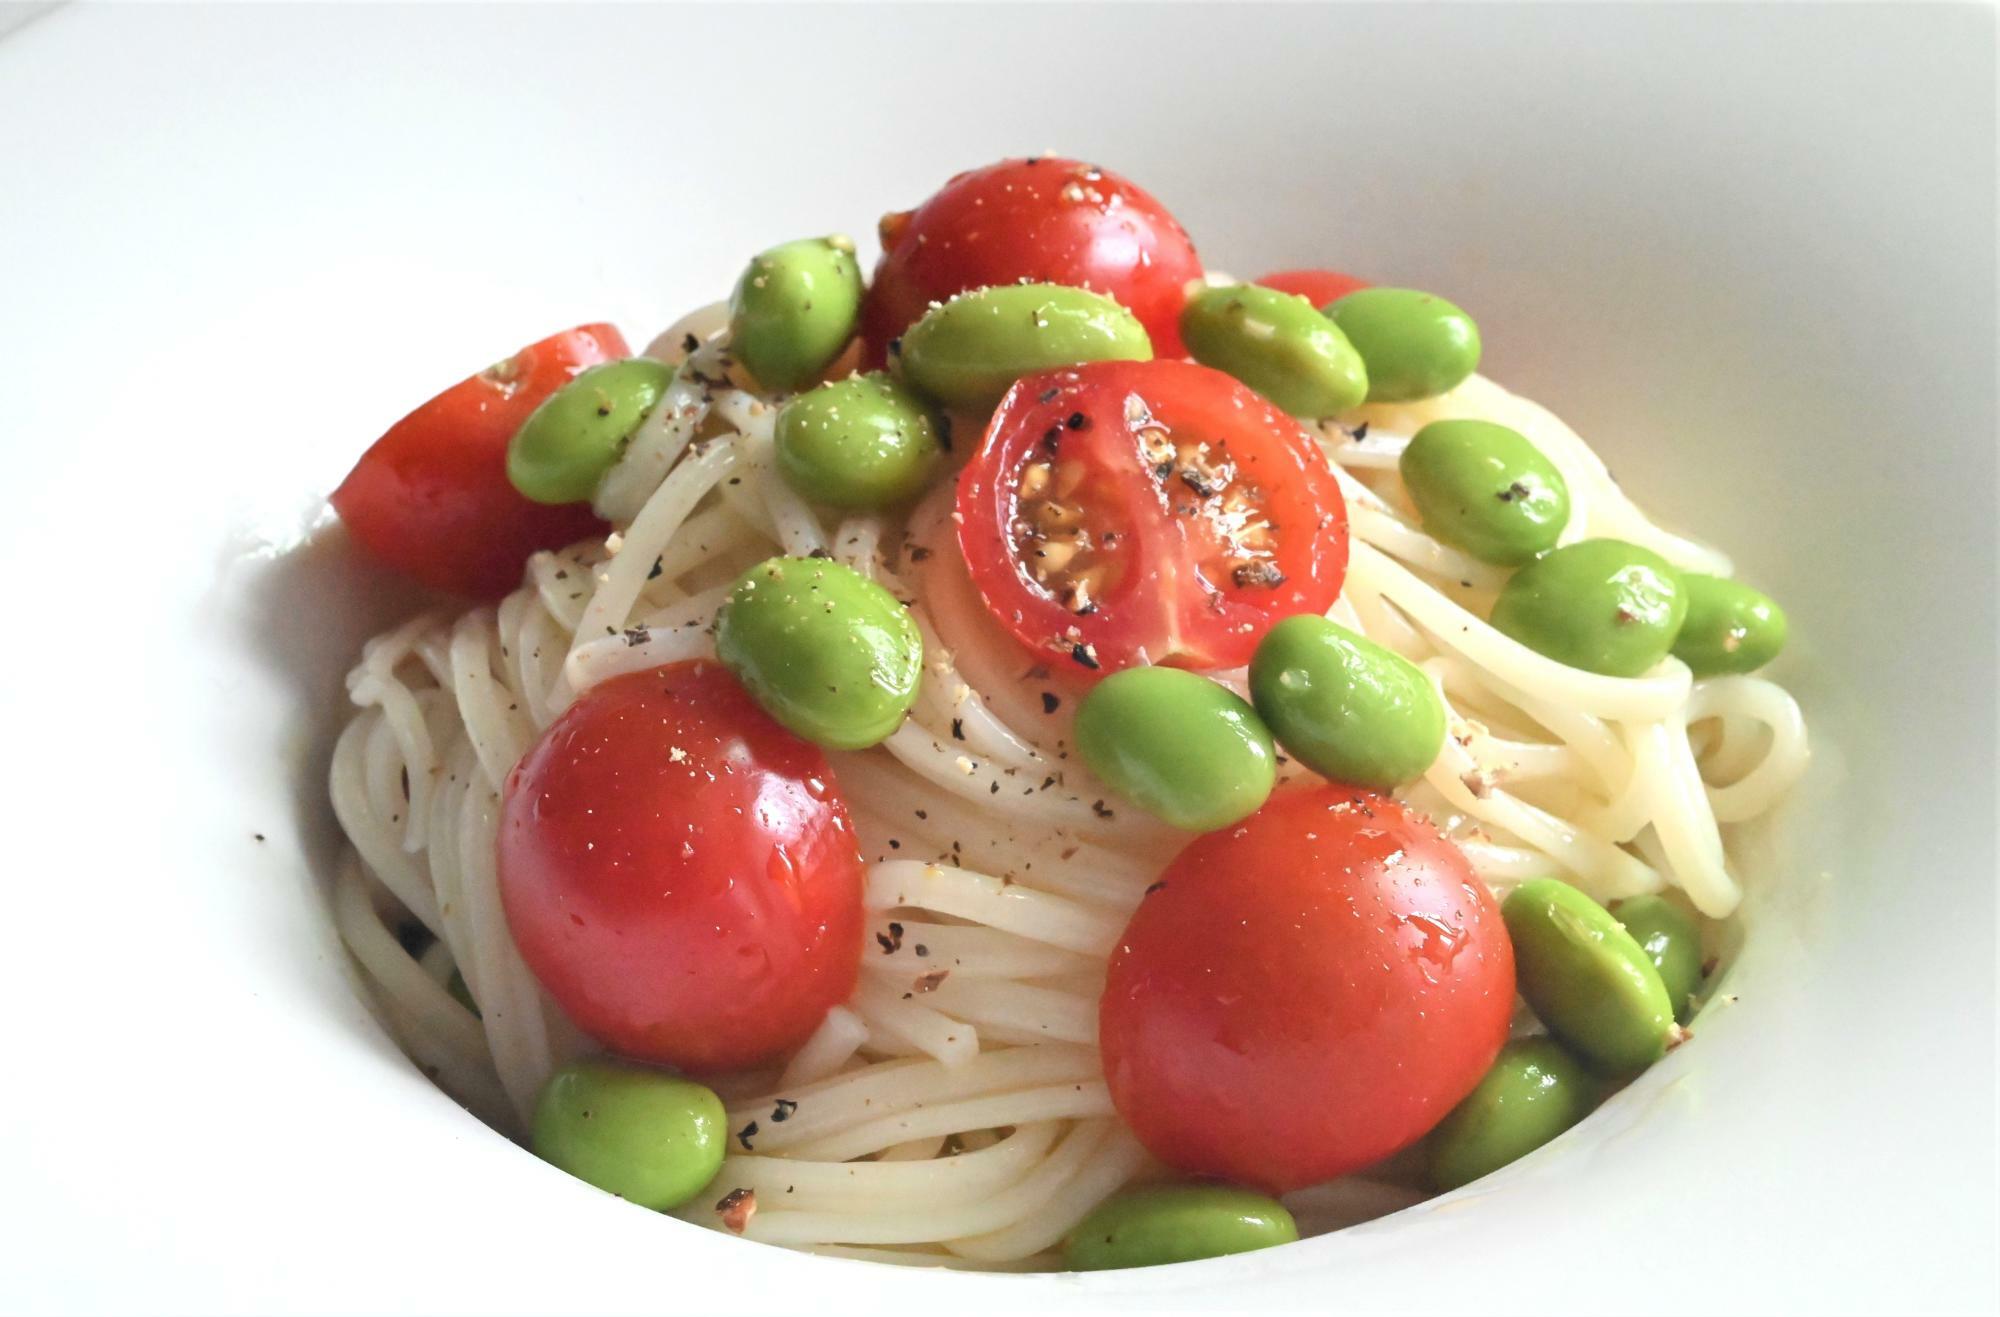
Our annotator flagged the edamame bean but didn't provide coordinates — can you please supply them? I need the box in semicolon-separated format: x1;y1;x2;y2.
507;357;674;504
728;236;864;392
1400;419;1570;565
1064;1184;1299;1271
1428;1038;1598;1191
530;1060;726;1210
1179;284;1368;418
715;556;922;749
1248;614;1444;788
1075;666;1276;831
1502;879;1677;1073
774;373;942;510
895;282;1152;411
1324;288;1481;402
1613;894;1705;1023
1672;574;1788;675
1489;539;1687;677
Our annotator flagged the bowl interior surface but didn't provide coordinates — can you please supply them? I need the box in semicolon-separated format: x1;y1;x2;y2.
0;4;1992;1314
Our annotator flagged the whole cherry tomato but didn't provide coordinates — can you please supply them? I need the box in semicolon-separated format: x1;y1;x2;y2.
1255;268;1371;309
332;325;621;598
498;662;865;1073
861;157;1203;364
1100;787;1516;1192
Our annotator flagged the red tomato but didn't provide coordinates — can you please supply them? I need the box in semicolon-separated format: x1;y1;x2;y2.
955;359;1348;676
1255;268;1372;309
331;325;623;599
861;157;1203;363
1100;787;1515;1193
498;662;865;1073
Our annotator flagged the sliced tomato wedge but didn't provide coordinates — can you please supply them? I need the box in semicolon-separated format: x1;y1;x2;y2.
956;360;1349;675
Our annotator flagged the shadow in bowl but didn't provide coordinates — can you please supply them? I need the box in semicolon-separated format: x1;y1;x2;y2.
223;509;458;1058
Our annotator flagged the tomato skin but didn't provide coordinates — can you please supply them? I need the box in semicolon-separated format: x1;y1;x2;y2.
498;662;865;1073
1255;268;1371;309
956;359;1349;676
332;325;623;599
861;157;1203;364
1099;787;1515;1193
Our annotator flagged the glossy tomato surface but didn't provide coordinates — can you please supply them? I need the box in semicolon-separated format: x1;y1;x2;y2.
1100;787;1515;1193
498;662;865;1073
956;359;1349;676
1255;268;1371;309
331;324;621;599
861;157;1203;362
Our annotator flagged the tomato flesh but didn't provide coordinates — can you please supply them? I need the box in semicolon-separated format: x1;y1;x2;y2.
498;662;865;1073
1255;268;1372;309
332;325;623;599
861;157;1203;363
956;359;1348;675
1099;787;1516;1193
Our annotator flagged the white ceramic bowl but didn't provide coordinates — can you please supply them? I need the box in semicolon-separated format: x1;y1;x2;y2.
0;4;1993;1313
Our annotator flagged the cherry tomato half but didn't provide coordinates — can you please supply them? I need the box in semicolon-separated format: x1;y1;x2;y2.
1255;268;1371;309
956;359;1348;676
498;662;865;1073
331;325;622;599
861;157;1203;364
1100;787;1515;1193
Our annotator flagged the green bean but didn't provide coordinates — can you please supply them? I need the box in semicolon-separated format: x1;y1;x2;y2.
774;373;942;510
1672;574;1787;675
1065;1184;1298;1270
728;236;864;392
1489;540;1687;676
1612;894;1705;1023
530;1060;725;1210
1248;615;1443;788
715;556;922;749
507;358;673;504
895;283;1151;411
1324;288;1481;402
1428;1038;1598;1190
1075;666;1277;831
1400;419;1569;565
1502;879;1678;1073
1179;283;1367;417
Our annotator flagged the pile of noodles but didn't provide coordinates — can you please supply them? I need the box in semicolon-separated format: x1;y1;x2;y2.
329;299;1807;1267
